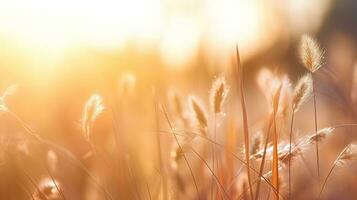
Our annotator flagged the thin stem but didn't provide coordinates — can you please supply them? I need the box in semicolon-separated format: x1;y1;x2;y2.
226;165;244;193
191;147;230;200
319;146;349;199
153;88;167;200
212;113;217;200
161;104;200;199
45;165;66;200
318;165;336;199
255;114;274;200
16;180;36;200
311;73;320;182
272;106;279;200
211;141;215;200
236;44;254;200
126;156;142;200
214;113;217;171
7;109;113;200
288;110;295;200
156;129;282;198
13;161;46;200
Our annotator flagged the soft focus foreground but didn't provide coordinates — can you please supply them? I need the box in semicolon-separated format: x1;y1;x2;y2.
0;0;357;199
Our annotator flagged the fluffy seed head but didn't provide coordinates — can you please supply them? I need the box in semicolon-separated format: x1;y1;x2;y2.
292;74;313;112
257;68;278;103
278;144;303;166
257;68;283;112
81;94;105;140
250;132;262;156
277;76;292;117
262;166;283;180
33;178;61;200
210;76;230;114
170;141;190;170
306;127;335;145
335;143;357;167
47;150;58;173
251;144;273;160
0;85;17;112
300;35;324;72
168;90;185;120
170;145;182;170
118;72;136;97
189;96;208;129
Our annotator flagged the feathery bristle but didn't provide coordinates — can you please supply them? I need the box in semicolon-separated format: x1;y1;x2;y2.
292;74;313;112
33;178;61;200
189;96;208;129
299;35;324;73
257;68;279;104
210;76;230;114
277;76;292;117
118;72;136;97
252;144;273;160
306;127;335;145
257;68;285;114
81;94;105;140
168;90;185;120
262;166;283;180
47;150;58;173
0;84;17;112
170;144;183;170
250;132;263;156
335;143;357;167
278;144;302;166
170;140;191;169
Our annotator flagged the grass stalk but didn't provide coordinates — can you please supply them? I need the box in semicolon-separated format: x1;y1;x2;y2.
161;104;200;199
191;147;230;200
311;73;320;182
153;88;168;200
288;110;295;199
235;44;254;200
254;115;274;200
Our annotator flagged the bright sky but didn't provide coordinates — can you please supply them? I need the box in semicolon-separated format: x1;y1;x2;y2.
0;0;330;69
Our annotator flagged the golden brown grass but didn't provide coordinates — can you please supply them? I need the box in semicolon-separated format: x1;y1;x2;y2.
2;34;357;200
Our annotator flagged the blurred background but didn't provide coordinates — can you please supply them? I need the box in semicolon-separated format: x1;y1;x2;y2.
0;0;357;199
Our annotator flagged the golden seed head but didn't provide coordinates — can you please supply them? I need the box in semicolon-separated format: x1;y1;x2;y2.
210;76;230;114
292;74;313;112
300;35;324;73
81;94;105;140
33;178;61;200
335;143;357;167
47;150;58;173
189;96;208;129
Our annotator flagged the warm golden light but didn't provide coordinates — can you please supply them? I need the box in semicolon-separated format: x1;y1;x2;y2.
0;0;331;68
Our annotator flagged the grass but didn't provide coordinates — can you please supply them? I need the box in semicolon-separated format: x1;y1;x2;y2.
1;34;357;200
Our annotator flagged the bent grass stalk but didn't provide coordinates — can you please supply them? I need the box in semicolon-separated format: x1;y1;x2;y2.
153;87;168;200
156;129;283;198
319;143;357;198
236;44;254;200
190;147;230;200
288;111;294;199
44;164;66;200
272;85;282;200
312;75;320;182
255;81;281;200
6;109;114;200
125;156;142;200
160;104;201;199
